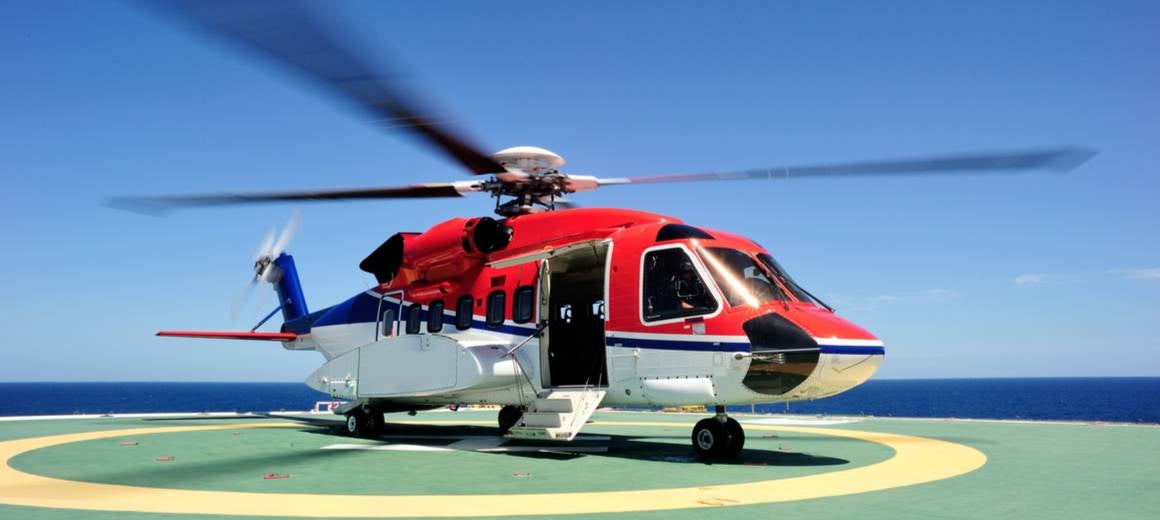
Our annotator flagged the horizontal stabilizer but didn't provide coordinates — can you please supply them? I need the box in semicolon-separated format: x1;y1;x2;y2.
157;330;298;341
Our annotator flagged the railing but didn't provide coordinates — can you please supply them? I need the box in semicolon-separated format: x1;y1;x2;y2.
504;323;547;410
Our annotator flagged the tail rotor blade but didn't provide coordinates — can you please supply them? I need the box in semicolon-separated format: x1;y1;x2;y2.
230;280;259;322
251;282;276;320
253;226;276;263
270;211;301;258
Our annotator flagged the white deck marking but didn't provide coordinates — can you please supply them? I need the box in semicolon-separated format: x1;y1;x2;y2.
744;417;862;426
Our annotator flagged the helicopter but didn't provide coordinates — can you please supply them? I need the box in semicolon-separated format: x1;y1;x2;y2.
122;1;1095;459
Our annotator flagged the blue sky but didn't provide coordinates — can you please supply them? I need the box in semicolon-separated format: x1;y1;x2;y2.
1;1;1157;381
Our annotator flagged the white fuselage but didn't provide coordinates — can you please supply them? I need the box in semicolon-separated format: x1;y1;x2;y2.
290;291;883;409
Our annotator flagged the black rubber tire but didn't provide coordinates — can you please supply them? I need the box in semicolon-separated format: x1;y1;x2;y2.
344;409;364;437
362;409;385;438
724;417;745;456
498;405;522;434
692;418;734;459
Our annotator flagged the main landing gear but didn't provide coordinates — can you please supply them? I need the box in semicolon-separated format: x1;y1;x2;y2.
342;406;385;438
692;405;745;460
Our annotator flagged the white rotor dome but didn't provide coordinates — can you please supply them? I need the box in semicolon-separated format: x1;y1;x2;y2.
492;146;565;174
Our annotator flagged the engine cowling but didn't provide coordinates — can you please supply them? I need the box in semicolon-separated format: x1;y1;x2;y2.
360;217;512;285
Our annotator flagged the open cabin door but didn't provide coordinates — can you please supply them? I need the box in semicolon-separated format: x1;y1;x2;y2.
539;241;610;388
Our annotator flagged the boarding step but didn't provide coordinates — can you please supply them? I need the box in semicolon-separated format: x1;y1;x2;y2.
507;389;606;441
532;396;574;413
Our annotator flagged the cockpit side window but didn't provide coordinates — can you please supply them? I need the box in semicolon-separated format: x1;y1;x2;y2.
642;247;718;322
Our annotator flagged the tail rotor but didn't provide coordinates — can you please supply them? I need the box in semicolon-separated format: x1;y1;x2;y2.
231;212;301;321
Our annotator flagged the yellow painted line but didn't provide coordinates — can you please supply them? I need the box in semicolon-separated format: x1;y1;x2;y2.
0;420;986;517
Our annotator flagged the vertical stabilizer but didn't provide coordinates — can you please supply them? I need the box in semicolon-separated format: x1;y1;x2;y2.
273;253;309;321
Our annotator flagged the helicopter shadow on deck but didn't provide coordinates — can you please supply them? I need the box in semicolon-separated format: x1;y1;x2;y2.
294;419;850;467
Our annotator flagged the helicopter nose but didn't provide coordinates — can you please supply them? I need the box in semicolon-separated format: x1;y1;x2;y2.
739;313;821;396
740;312;884;399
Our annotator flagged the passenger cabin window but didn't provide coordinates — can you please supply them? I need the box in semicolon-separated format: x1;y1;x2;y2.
642;247;718;321
512;286;534;324
406;304;422;334
381;309;395;337
427;300;444;333
456;295;473;330
486;290;506;326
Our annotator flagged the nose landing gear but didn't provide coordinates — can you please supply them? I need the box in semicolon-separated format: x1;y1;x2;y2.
692;405;744;459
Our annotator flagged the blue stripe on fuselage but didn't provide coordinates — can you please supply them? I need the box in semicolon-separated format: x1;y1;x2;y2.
819;345;886;356
606;336;883;355
607;336;749;352
312;292;541;337
311;293;884;356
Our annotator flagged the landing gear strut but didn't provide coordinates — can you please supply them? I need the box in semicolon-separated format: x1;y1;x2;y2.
497;405;523;434
343;406;385;438
692;405;744;459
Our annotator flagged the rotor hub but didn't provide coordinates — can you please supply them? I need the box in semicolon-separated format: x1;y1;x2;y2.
492;146;565;175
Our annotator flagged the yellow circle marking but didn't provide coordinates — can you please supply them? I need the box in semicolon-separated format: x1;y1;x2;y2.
0;420;986;517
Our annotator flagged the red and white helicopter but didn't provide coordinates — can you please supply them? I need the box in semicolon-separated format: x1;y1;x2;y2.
123;1;1094;459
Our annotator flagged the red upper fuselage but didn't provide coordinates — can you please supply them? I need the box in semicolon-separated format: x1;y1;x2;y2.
369;207;877;348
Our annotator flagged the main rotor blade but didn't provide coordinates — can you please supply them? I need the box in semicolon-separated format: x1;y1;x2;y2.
153;0;506;175
110;182;480;213
592;147;1097;189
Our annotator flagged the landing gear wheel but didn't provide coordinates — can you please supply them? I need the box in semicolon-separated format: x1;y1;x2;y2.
724;417;745;456
343;408;382;438
498;405;522;434
344;409;365;437
363;408;385;437
692;418;735;459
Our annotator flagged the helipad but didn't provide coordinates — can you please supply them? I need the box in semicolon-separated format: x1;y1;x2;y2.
0;411;1156;519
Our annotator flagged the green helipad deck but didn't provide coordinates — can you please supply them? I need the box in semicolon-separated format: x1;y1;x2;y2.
1;410;1156;519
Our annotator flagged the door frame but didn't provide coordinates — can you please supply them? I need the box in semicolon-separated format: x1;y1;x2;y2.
539;240;612;389
375;290;404;341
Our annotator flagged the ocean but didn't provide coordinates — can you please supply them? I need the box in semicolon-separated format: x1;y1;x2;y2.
1;378;1157;424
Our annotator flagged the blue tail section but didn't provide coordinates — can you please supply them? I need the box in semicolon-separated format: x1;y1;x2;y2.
273;253;309;321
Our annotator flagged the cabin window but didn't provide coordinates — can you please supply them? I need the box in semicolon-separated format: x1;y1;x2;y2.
456;295;473;330
427;300;444;333
406;304;422;334
642;247;718;322
512;285;534;323
486;290;506;326
381;309;395;337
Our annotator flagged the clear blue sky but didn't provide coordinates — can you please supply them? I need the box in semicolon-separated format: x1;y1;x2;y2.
1;1;1157;382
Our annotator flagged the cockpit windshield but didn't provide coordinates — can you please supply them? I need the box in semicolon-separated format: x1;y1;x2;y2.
697;247;786;307
756;252;827;308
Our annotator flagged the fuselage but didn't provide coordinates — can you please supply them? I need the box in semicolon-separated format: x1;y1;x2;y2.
282;208;884;409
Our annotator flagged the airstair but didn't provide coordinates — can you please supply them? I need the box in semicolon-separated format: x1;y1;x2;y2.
506;389;606;441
